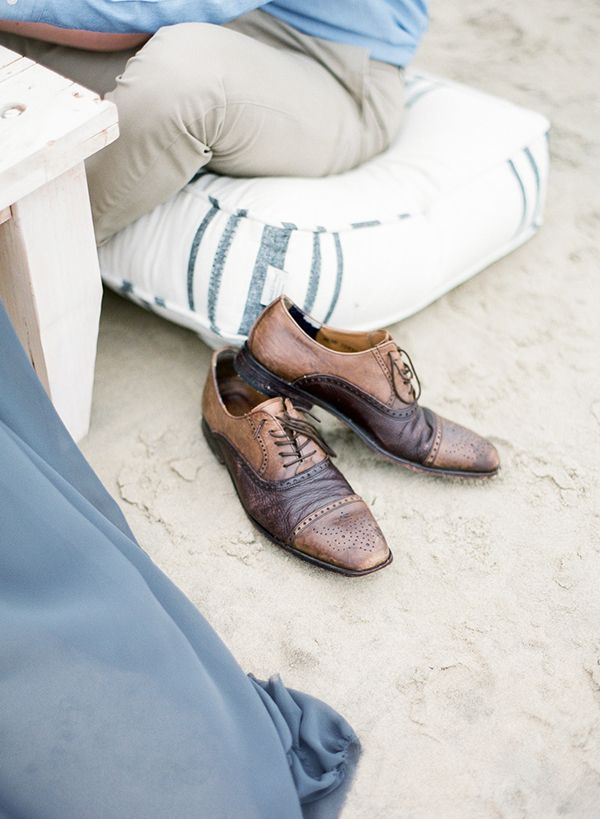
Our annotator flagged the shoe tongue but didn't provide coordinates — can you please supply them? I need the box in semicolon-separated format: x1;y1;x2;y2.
371;330;394;347
252;396;287;417
252;395;306;419
376;337;396;354
251;396;325;471
283;397;302;418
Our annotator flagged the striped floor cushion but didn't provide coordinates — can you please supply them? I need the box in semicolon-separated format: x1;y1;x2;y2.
99;71;550;347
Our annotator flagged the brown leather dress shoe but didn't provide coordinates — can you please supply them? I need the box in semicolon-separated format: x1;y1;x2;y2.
235;298;500;479
202;349;392;576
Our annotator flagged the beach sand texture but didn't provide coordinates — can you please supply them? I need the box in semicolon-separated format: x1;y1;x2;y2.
82;1;600;816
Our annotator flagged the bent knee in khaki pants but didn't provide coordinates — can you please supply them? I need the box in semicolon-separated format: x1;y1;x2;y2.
0;9;404;244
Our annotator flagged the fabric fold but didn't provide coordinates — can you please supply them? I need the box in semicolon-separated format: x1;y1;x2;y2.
0;300;359;819
250;675;360;806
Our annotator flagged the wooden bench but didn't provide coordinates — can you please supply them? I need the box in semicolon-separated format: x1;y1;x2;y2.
0;45;118;440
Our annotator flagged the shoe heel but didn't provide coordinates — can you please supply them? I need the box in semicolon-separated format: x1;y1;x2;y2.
201;418;225;465
235;344;313;410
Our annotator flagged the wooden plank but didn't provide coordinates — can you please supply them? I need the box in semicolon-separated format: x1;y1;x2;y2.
0;53;34;81
0;51;119;209
0;163;103;441
0;45;23;70
0;206;49;393
0;106;119;210
0;47;119;439
0;61;99;164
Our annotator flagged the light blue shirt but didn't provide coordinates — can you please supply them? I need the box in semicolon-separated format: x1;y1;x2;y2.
1;1;429;66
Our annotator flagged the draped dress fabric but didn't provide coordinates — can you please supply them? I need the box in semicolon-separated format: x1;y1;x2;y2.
0;302;359;819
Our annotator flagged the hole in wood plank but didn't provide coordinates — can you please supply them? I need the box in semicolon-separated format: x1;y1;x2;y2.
1;103;27;119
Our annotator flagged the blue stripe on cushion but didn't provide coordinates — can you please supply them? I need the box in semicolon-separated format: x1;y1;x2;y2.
304;226;325;314
208;209;247;332
404;74;427;91
507;158;528;236
188;170;205;185
351;220;381;229
523;146;541;227
237;224;293;335
187;199;220;311
323;233;344;323
405;83;439;109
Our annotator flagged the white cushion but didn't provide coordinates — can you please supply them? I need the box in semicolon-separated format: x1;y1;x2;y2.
99;71;550;348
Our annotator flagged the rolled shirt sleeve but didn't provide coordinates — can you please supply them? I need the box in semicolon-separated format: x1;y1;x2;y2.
0;0;266;32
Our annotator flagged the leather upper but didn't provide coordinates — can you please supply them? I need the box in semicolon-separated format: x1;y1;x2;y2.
202;349;391;573
247;297;500;475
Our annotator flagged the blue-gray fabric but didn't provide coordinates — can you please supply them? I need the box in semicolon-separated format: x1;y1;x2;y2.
0;301;359;819
2;0;428;66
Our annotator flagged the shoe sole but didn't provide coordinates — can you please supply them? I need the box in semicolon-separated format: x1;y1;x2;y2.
201;418;393;577
235;344;499;480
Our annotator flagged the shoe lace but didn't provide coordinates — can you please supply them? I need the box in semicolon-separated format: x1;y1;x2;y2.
387;346;422;402
267;409;336;470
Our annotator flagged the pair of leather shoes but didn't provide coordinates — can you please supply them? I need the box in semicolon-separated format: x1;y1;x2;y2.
202;297;499;576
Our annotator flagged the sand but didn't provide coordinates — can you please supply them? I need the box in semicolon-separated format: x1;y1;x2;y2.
81;1;600;816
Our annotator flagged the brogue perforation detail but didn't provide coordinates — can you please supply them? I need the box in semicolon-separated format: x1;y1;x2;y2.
371;346;395;407
212;430;337;490
302;515;385;556
293;494;362;536
248;416;269;475
424;419;443;466
295;374;418;418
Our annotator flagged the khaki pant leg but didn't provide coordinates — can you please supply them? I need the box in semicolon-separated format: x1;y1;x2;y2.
87;19;402;244
224;8;405;154
1;17;404;246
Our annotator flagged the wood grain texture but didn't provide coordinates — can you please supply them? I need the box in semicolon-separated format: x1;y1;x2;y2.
0;164;103;440
0;46;119;210
0;47;119;440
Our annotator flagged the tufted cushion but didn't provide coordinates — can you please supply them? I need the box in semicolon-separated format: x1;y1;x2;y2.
99;71;550;347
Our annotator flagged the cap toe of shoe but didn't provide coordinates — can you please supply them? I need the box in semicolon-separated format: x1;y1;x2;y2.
431;417;500;475
293;498;391;575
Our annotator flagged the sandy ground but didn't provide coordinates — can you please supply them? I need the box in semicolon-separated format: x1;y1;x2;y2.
81;1;600;816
